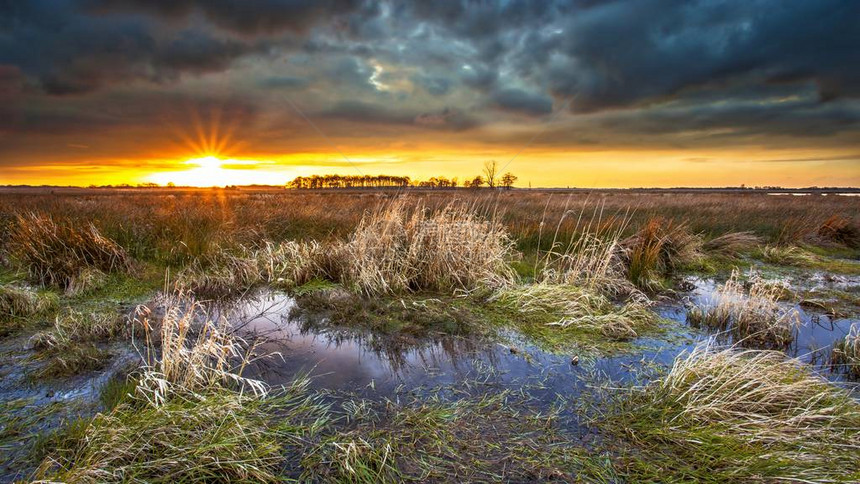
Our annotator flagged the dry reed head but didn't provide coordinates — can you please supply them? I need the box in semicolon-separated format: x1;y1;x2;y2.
132;295;268;406
7;212;131;289
339;199;516;295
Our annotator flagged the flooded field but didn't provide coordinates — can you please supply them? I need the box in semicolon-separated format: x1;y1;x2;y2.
1;190;859;482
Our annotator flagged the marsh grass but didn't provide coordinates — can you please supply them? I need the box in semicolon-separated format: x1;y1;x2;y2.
302;391;607;483
600;342;860;482
494;284;655;342
132;296;268;404
687;270;800;347
34;294;330;483
816;214;860;248
832;323;860;379
338;199;516;295
34;382;328;483
532;202;631;296
176;247;263;299
8;213;132;290
701;231;763;257
0;284;56;336
26;310;123;379
757;244;816;266
620;217;702;290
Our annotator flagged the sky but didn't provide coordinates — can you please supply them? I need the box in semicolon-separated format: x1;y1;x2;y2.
1;0;859;188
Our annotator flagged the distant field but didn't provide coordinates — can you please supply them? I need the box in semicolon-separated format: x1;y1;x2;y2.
1;187;857;260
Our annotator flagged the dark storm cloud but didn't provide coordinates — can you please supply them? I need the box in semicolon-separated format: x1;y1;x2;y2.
545;0;860;110
0;0;271;95
1;0;859;169
490;88;553;116
320;101;478;131
87;0;364;36
258;76;310;90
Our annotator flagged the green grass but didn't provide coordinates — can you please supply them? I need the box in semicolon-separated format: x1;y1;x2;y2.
34;384;329;483
594;344;860;482
301;391;614;483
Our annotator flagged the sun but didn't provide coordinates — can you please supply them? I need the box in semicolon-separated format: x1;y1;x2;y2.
147;155;296;187
189;155;223;171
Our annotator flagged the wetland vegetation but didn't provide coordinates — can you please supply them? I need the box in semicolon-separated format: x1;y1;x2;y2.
1;187;858;482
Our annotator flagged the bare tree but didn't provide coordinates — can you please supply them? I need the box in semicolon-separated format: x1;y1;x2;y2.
483;160;498;188
501;172;517;190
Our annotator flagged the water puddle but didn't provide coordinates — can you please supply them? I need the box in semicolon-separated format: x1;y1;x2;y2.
217;277;858;402
682;275;858;374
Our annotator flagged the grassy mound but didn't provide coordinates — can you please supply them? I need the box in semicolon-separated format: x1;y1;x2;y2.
601;343;860;482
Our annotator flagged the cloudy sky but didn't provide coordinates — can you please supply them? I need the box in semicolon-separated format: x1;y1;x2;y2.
1;0;858;187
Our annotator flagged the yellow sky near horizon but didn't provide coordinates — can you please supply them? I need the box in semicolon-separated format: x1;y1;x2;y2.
2;147;858;188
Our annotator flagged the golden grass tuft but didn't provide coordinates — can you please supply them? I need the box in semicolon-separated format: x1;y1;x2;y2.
620;217;702;290
8;212;131;289
604;342;860;481
494;283;654;340
687;270;799;347
337;199;516;295
816;214;860;248
33;294;329;483
0;284;55;328
132;296;268;405
702;231;763;256
832;323;860;379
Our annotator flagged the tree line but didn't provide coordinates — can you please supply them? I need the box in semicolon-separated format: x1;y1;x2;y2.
287;161;517;190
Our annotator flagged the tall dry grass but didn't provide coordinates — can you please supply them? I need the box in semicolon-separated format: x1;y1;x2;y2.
2;188;853;268
832;323;860;379
619;217;702;290
33;294;327;482
605;342;860;481
7;213;131;289
337;200;516;295
132;296;267;405
687;270;800;347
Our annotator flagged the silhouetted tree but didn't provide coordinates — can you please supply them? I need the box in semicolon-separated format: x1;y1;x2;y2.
465;176;485;189
483;160;498;188
501;172;518;190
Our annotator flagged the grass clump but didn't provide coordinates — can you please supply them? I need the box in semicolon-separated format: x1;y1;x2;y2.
620;217;702;291
176;247;263;299
7;213;132;290
34;294;328;483
337;200;516;295
816;214;859;248
600;343;860;482
27;310;122;379
34;382;326;483
702;231;763;257
757;244;815;266
0;283;56;336
832;323;860;379
494;283;655;344
687;270;799;348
